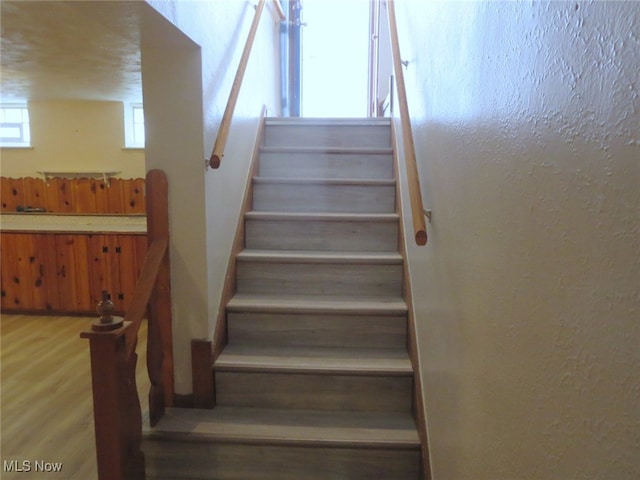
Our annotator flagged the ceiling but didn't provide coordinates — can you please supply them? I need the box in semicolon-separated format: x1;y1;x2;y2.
0;1;144;103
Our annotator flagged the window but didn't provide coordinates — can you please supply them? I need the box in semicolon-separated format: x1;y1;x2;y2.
124;103;145;148
0;105;31;147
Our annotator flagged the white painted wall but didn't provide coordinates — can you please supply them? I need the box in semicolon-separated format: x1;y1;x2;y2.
0;101;145;178
393;1;639;478
141;0;280;394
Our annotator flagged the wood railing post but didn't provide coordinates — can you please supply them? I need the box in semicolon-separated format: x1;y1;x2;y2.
83;169;172;479
81;322;145;480
144;169;173;422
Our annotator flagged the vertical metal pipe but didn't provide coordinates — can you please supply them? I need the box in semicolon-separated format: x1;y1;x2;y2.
368;0;381;117
289;0;302;117
279;0;290;116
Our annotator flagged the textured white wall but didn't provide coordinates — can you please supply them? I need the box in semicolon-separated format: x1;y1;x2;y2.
393;1;639;478
142;0;280;394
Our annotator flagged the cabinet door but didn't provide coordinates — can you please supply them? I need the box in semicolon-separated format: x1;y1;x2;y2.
87;234;147;314
114;235;138;313
1;233;21;310
87;234;114;311
2;233;59;311
55;234;92;313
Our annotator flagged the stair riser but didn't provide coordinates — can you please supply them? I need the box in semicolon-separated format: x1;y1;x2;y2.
144;441;420;480
259;152;394;180
253;183;396;213
236;262;403;297
227;312;408;349
215;371;413;413
264;125;391;149
245;218;398;251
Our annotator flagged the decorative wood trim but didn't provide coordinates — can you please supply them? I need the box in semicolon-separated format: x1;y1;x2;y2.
192;339;214;408
387;0;427;246
209;0;267;169
392;122;433;480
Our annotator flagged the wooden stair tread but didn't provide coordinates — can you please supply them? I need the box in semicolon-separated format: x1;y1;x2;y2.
244;211;399;222
216;345;412;375
226;294;407;315
259;146;393;155
146;407;419;449
265;118;391;126
253;177;395;186
236;249;402;264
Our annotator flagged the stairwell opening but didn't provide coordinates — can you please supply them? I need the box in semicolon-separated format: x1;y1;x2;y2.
285;0;387;118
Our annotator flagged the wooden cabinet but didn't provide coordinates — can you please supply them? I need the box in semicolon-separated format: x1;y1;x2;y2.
1;232;146;315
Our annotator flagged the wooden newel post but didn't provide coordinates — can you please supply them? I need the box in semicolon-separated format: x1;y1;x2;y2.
81;293;145;480
92;290;124;332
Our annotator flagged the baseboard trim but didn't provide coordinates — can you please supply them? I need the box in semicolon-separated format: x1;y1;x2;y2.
172;393;194;408
191;339;214;408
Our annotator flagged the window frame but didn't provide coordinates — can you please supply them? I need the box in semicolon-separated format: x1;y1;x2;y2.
123;103;145;149
0;104;31;148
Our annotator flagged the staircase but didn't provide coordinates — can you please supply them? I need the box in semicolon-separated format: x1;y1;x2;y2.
143;117;425;479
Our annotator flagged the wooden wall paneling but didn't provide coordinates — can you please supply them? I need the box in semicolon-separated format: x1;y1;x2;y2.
107;235;125;312
23;234;51;310
136;178;147;213
88;234;113;311
43;177;60;213
55;178;75;213
22;177;47;211
12;233;37;309
115;235;138;313
0;234;10;309
1;177;25;212
73;178;98;214
1;177;12;211
123;178;146;214
40;233;61;311
56;234;92;313
73;235;93;313
107;178;125;214
55;234;76;312
1;233;21;309
134;234;147;279
45;178;72;213
94;179;110;213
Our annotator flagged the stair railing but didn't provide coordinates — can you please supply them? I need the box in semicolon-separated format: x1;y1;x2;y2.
81;169;173;480
387;0;428;245
208;0;286;169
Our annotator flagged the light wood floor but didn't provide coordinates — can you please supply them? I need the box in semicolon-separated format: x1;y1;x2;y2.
1;314;149;480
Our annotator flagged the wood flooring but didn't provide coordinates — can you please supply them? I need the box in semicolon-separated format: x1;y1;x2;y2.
1;314;149;480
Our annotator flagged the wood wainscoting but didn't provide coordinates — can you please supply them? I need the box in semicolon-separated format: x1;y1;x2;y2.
1;177;146;215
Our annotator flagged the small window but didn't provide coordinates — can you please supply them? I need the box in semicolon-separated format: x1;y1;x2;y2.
0;105;31;147
124;103;145;148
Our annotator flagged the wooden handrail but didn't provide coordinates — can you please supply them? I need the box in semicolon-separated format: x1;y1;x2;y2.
209;0;267;169
124;237;168;358
387;0;428;246
272;0;286;21
82;169;173;480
